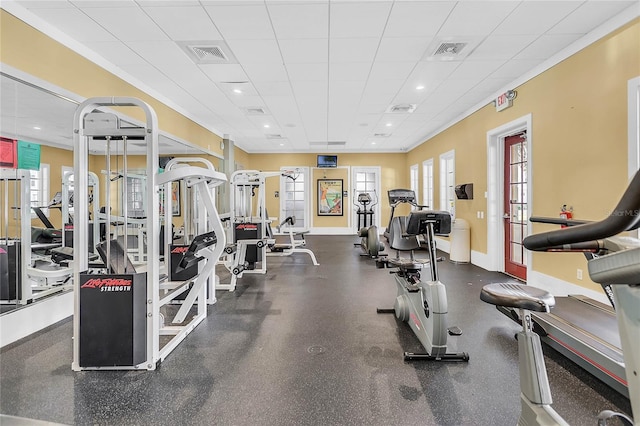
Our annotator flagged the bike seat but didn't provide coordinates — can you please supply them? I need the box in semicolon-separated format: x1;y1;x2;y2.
387;257;429;270
480;283;555;313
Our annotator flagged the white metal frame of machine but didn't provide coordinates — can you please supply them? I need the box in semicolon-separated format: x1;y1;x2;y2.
72;97;227;371
0;169;32;305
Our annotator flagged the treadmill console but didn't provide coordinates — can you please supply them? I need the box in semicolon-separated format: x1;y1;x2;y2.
406;211;452;236
388;189;416;204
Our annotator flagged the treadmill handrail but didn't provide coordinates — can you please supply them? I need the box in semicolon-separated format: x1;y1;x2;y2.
524;170;640;251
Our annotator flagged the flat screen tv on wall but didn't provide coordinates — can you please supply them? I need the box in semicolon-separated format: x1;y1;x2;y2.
317;155;338;168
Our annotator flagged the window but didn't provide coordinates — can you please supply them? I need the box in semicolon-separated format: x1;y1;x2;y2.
422;159;434;209
410;164;419;210
439;150;455;218
280;167;309;230
29;163;50;218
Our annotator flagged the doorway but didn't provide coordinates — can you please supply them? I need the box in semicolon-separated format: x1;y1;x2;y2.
351;167;381;233
486;114;532;275
503;133;528;280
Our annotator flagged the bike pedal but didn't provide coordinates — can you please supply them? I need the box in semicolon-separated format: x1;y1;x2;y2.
447;326;462;336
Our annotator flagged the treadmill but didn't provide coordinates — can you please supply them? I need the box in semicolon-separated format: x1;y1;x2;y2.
498;292;627;397
497;178;640;399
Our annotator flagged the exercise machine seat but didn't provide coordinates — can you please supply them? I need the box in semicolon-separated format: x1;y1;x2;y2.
389;216;420;251
480;283;555;313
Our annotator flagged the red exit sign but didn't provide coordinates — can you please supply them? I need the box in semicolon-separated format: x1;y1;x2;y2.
496;92;513;112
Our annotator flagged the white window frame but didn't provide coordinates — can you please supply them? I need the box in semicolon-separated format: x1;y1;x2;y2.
279;166;310;232
29;163;50;218
410;164;419;210
351;166;382;231
422;158;434;209
439;150;455;218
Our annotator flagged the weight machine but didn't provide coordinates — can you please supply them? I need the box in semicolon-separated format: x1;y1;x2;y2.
218;169;317;292
72;97;226;371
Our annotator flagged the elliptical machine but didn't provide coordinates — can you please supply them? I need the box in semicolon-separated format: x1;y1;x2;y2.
353;191;384;258
479;169;640;425
383;189;427;244
377;210;469;362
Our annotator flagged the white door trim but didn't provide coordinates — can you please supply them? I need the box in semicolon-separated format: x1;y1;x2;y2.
486;114;533;273
350;166;382;233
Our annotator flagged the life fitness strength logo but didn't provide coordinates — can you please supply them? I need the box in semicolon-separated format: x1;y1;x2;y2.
81;278;132;292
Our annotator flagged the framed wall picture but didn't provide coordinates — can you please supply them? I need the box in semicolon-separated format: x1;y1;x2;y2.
318;179;343;216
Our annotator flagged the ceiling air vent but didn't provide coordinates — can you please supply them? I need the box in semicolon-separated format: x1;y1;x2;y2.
266;134;283;139
178;41;238;64
244;107;267;115
374;133;391;138
433;42;467;57
309;141;346;146
386;104;416;114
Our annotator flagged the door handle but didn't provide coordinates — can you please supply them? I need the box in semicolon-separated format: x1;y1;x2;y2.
503;213;510;219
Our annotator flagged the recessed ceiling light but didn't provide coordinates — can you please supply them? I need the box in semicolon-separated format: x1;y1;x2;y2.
385;123;392;127
233;89;242;94
371;142;376;145
264;124;270;128
279;143;284;146
33;126;41;130
416;85;425;90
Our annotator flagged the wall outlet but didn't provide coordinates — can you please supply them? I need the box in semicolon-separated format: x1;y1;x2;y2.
577;269;583;280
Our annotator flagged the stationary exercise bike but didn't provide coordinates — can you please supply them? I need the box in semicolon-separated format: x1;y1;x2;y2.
377;210;469;362
479;169;640;425
354;191;385;258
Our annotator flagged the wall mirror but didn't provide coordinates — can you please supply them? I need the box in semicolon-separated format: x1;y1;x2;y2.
0;72;215;319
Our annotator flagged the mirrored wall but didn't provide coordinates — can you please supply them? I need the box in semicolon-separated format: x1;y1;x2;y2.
0;72;218;316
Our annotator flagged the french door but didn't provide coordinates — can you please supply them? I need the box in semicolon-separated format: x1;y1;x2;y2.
503;134;528;280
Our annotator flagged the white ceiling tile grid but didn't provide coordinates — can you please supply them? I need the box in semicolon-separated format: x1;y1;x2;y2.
5;0;639;153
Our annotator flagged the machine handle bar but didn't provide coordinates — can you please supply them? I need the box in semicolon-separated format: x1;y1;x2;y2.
523;170;640;251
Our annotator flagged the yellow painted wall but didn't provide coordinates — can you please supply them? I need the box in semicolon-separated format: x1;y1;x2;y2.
0;10;223;157
248;153;407;229
407;18;640;292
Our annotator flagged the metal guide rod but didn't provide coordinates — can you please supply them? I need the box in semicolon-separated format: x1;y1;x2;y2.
105;136;111;273
122;136;128;268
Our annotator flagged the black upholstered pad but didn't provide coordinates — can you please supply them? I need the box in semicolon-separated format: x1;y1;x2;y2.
480;282;555;312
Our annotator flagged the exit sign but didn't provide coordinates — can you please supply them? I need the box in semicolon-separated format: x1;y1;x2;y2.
495;92;512;112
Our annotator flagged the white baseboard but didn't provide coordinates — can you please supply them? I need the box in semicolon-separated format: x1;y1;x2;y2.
528;270;609;305
0;291;73;348
435;236;450;253
471;250;493;271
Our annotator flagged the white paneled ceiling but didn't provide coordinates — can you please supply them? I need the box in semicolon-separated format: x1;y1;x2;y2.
3;0;639;153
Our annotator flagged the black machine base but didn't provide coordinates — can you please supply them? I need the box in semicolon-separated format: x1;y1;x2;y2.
404;352;470;362
376;308;395;314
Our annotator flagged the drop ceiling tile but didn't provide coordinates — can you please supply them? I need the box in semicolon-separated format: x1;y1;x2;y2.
330;38;380;63
368;62;416;82
286;63;328;82
85;41;147;66
226;39;282;64
25;8;118;42
487;59;540;79
142;6;222;40
268;3;328;39
15;1;71;8
253;82;293;97
291;80;328;100
242;62;289;82
471;35;538;60
547;1;638;35
126;40;192;69
330;62;371;81
81;6;169;41
409;61;461;82
330;1;392;39
137;1;201;6
71;1;137;7
449;60;506;80
279;39;328;64
199;64;248;83
493;1;581;36
514;34;582;60
437;1;518;37
376;37;430;62
384;1;455;37
203;4;274;40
